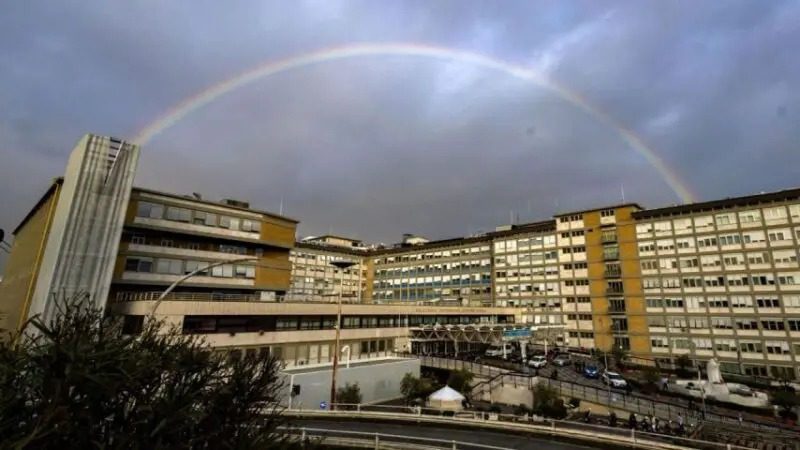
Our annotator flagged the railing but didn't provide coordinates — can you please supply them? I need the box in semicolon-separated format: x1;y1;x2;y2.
285;406;757;450
286;426;514;450
416;355;797;435
113;291;506;307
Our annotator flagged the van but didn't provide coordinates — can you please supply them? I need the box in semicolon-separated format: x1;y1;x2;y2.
485;343;513;358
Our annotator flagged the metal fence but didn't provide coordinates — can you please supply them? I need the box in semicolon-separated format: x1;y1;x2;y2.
417;355;794;435
287;406;759;450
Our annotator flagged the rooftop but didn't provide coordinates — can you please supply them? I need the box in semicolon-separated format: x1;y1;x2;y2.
632;187;800;220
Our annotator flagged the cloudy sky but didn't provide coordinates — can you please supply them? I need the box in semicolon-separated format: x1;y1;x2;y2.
1;1;798;267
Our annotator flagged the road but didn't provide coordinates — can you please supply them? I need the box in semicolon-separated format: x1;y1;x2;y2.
292;418;608;450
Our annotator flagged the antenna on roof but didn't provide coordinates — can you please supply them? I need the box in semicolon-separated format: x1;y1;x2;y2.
279;195;284;215
620;184;626;202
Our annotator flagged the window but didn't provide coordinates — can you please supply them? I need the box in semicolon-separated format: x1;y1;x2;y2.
751;274;775;286
193;211;207;225
641;260;658;271
156;258;183;275
731;296;753;308
715;213;735;226
718;234;741;246
742;231;766;245
764;206;787;222
136;201;164;219
739;210;761;225
241;219;261;232
600;209;615;217
131;234;146;245
761;320;785;331
165;206;192;222
125;257;153;272
747;252;770;265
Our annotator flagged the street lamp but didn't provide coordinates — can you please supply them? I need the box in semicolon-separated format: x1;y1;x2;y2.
149;256;259;319
329;259;356;410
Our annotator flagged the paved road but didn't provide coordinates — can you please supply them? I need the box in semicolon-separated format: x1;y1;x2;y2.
292;418;610;450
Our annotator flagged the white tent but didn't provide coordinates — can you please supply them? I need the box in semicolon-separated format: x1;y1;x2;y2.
427;385;466;411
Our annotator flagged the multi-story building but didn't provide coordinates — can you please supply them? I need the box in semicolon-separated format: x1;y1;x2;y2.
1;134;521;375
5;133;800;380
371;236;493;306
111;186;298;307
632;190;800;379
287;239;368;303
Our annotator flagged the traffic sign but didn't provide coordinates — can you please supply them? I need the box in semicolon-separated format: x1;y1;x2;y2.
502;328;531;340
319;401;328;410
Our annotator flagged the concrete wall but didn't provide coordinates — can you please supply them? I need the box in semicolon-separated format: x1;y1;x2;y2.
281;358;420;409
0;182;60;335
28;135;139;323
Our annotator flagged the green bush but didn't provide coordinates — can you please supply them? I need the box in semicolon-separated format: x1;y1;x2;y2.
532;384;567;419
447;369;474;394
337;382;363;407
514;403;531;416
0;296;290;450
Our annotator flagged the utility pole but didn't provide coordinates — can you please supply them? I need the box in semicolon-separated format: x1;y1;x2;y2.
329;259;356;410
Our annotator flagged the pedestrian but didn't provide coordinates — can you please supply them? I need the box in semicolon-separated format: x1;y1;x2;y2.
584;408;591;423
628;412;637;429
651;415;657;432
738;412;743;425
609;411;617;427
625;382;633;396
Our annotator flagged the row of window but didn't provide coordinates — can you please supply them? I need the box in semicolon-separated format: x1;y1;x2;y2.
638;229;800;253
373;246;490;265
641;250;799;271
645;295;800;309
637;205;800;236
136;201;262;233
643;273;800;289
647;315;800;331
650;337;798;356
125;256;256;278
375;260;491;277
372;287;492;300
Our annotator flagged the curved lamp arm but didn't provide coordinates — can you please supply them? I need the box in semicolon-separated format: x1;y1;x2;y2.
148;255;259;319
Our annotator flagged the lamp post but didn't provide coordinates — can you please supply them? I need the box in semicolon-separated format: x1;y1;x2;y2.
329;259;356;410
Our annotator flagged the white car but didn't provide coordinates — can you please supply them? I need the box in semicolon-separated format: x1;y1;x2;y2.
602;371;627;388
528;355;548;369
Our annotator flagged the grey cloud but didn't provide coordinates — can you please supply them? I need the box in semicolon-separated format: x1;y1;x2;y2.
1;0;799;270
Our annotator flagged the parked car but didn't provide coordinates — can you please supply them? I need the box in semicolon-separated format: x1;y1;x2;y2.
528;355;548;369
602;371;628;388
583;364;600;378
552;354;571;366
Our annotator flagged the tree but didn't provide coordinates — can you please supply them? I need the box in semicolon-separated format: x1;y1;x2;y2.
447;369;474;394
531;384;567;419
675;354;692;377
772;390;800;420
0;295;291;450
336;383;362;406
611;346;628;369
641;365;661;393
400;373;436;405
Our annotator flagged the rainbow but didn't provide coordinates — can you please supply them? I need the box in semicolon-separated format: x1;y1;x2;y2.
132;42;695;203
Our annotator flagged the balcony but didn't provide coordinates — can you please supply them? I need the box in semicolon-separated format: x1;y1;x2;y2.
603;250;620;261
601;232;618;244
608;303;627;314
604;268;622;278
